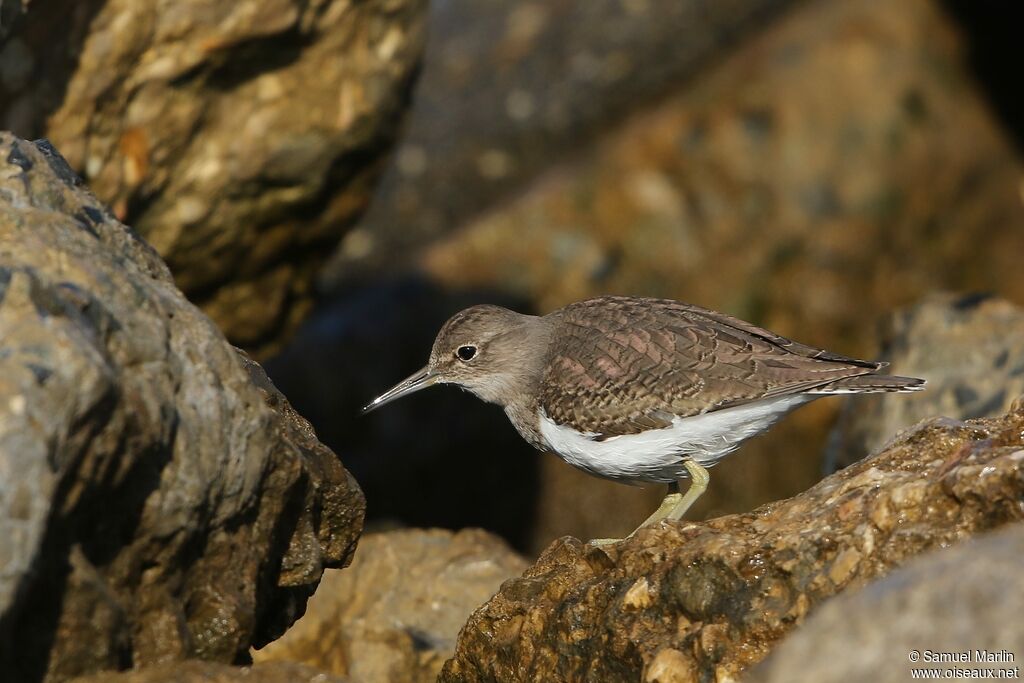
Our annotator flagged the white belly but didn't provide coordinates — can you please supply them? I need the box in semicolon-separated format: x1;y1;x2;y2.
537;395;813;484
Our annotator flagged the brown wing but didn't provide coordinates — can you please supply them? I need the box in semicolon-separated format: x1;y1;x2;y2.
538;296;880;436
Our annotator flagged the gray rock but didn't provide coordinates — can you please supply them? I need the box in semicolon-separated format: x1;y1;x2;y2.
0;133;364;682
0;0;427;356
827;294;1024;472
748;523;1024;683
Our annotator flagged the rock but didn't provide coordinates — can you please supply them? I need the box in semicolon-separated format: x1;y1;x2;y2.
439;398;1024;682
414;0;1024;546
0;133;364;682
71;661;345;683
827;293;1024;472
254;528;528;683
748;523;1024;683
0;0;426;356
326;0;797;280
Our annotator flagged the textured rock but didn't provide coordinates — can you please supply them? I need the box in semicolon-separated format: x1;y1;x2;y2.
749;523;1024;683
254;528;528;683
416;0;1024;545
71;661;345;683
0;134;364;682
0;0;426;355
440;399;1024;682
827;293;1024;472
327;0;796;279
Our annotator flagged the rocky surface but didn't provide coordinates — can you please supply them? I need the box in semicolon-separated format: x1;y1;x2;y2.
827;293;1024;472
0;0;426;355
327;0;796;279
254;528;528;683
0;133;364;682
71;661;345;683
413;0;1024;546
748;522;1024;683
440;398;1024;682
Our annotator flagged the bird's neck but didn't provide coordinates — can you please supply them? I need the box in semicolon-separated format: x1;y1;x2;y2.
467;315;555;448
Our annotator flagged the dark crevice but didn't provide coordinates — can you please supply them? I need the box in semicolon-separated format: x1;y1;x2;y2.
939;0;1024;153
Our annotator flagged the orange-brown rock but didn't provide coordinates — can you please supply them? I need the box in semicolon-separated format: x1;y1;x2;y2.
254;528;527;683
71;661;345;683
440;399;1024;682
0;0;426;356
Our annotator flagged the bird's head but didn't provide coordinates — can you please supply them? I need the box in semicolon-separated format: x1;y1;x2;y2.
363;304;547;412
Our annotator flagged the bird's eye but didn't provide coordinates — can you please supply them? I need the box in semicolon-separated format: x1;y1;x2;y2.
456;345;477;361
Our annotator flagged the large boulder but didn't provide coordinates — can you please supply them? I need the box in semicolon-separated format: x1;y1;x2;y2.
748;522;1024;683
827;293;1024;471
0;134;364;682
325;0;797;280
0;0;426;355
440;399;1024;682
254;528;529;683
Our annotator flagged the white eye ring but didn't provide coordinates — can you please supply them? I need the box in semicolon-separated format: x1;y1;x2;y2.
456;345;477;361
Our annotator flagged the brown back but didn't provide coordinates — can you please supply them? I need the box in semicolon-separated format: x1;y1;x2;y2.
538;296;880;436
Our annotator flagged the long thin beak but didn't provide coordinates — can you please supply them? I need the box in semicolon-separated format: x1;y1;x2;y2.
363;365;439;413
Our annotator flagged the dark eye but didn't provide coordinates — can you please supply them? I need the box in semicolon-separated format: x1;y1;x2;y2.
456;345;477;361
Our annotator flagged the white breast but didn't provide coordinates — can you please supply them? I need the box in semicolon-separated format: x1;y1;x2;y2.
538;395;814;485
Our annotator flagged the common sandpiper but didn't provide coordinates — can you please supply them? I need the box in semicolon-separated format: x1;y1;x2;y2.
365;296;925;543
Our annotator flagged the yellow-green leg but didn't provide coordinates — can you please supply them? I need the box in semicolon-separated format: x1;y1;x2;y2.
666;460;709;521
589;460;711;546
637;482;682;527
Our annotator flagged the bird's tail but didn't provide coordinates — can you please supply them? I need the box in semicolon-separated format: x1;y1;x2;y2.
809;374;926;394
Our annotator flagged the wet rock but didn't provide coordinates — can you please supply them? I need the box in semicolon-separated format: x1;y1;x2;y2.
0;0;426;356
254;528;528;683
415;0;1024;545
327;0;796;279
71;660;345;683
749;522;1024;683
0;133;364;682
440;399;1024;682
828;293;1024;471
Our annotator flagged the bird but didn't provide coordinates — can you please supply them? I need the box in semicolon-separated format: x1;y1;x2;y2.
364;295;925;543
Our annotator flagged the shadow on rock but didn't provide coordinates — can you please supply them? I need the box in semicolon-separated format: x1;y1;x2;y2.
265;278;541;551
